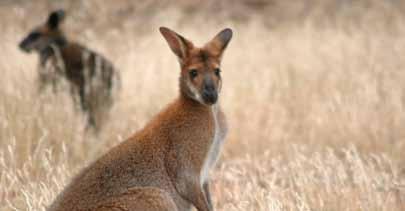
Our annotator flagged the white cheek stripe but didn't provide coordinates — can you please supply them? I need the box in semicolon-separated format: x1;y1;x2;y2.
186;80;204;104
50;44;66;74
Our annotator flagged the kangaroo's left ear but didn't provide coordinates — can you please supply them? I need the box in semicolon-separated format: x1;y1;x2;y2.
204;28;233;58
47;10;65;29
159;27;194;63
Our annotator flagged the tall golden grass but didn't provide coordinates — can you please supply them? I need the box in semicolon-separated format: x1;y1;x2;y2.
1;0;405;210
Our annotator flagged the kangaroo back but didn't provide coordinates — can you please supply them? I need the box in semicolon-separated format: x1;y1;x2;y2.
48;27;232;211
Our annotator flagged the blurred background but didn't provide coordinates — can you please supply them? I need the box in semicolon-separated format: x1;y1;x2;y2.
1;0;405;210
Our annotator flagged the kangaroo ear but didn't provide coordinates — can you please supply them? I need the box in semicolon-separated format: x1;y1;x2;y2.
205;28;233;58
159;27;194;62
47;10;65;29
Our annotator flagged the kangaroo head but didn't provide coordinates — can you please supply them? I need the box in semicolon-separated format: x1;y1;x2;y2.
19;10;66;53
160;27;233;105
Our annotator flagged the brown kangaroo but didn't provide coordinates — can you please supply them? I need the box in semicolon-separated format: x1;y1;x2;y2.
48;27;232;211
19;10;120;131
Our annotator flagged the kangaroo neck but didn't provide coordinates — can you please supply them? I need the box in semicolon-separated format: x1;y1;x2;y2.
178;92;215;113
39;37;68;65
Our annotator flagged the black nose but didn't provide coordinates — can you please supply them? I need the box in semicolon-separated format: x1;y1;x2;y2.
19;42;24;49
202;86;218;105
19;41;29;52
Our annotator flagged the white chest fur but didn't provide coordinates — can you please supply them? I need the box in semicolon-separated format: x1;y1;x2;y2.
200;105;227;184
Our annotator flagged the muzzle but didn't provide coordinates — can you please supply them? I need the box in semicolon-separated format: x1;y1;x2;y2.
19;39;31;53
201;81;218;105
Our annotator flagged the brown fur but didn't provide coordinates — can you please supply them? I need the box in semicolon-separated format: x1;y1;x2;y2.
48;27;232;211
19;10;120;130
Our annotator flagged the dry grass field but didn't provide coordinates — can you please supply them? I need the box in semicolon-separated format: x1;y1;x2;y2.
1;0;405;210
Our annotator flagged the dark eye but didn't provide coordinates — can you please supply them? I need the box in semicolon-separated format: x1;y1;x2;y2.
189;69;198;79
28;32;41;40
214;68;221;77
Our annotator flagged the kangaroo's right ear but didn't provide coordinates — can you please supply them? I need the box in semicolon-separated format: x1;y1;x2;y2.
159;27;194;62
47;10;65;29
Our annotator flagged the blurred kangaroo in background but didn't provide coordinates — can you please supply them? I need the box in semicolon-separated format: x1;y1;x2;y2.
19;10;120;131
48;27;232;211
